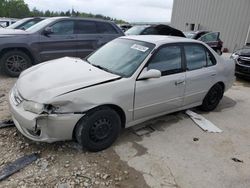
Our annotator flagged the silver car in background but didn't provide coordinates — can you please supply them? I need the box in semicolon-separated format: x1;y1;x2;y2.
9;35;235;151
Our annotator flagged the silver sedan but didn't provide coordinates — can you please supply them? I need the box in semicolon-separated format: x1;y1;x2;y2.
9;35;235;151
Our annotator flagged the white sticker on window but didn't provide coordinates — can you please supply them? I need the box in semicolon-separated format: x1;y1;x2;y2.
131;44;149;52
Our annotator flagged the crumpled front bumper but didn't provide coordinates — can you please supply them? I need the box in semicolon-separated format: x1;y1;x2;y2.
8;90;83;143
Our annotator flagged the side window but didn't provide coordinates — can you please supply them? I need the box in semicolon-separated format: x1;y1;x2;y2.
184;44;216;70
97;22;118;34
50;21;74;35
148;46;182;76
76;21;98;34
142;27;158;35
206;51;216;66
199;32;219;42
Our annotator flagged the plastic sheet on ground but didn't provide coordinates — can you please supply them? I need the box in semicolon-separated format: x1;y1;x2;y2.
186;110;222;133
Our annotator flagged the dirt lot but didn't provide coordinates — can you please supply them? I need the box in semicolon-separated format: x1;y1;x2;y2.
1;72;250;188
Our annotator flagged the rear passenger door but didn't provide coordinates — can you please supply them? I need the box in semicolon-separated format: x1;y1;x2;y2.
96;22;122;48
39;20;77;62
183;43;217;106
75;20;100;58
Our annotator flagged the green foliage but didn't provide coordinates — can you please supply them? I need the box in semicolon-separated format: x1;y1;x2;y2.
0;0;127;24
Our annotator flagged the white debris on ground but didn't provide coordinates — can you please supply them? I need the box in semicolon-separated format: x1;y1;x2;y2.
186;110;222;133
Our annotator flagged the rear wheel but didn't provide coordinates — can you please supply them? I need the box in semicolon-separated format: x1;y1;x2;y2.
0;50;32;77
200;84;224;111
75;107;121;152
216;49;222;55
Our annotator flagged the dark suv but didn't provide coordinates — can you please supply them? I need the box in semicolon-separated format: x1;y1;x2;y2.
0;17;124;77
231;46;250;78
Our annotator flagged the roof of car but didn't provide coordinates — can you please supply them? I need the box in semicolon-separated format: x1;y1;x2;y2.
121;35;198;45
45;16;115;23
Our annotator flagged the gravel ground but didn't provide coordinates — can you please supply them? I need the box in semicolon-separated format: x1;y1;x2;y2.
0;74;148;188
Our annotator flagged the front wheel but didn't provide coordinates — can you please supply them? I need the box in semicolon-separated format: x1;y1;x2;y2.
75;107;121;152
200;84;224;111
0;50;32;77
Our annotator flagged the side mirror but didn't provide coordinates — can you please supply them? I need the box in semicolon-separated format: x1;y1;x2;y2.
138;69;161;80
43;27;53;35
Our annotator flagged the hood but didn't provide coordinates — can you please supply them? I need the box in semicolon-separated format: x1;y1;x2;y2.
236;47;250;57
0;28;28;36
16;57;121;103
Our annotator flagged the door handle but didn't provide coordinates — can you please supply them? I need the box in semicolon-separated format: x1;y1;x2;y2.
211;73;217;77
175;80;185;86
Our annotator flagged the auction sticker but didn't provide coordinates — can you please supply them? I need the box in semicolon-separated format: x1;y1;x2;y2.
131;44;149;52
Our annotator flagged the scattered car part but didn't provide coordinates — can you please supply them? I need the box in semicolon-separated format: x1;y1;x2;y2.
193;137;199;142
0;153;39;181
9;35;234;151
0;119;15;129
186;110;222;133
231;158;243;163
131;124;155;136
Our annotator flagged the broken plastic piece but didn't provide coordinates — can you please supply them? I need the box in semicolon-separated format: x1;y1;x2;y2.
0;119;15;129
232;158;243;163
186;110;222;133
193;137;199;142
0;153;39;181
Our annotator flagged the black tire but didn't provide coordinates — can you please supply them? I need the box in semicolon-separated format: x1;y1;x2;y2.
200;84;224;111
75;107;121;152
217;49;222;55
0;50;32;77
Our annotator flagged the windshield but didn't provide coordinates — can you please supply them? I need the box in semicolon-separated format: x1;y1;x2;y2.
125;26;148;35
7;18;29;29
184;32;195;39
26;18;55;33
87;38;155;77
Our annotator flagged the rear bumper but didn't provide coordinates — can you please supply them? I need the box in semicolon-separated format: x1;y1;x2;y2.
8;89;83;143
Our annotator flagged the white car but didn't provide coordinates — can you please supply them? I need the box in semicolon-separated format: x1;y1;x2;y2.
9;35;235;151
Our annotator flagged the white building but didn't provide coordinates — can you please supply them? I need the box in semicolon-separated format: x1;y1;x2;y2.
171;0;250;52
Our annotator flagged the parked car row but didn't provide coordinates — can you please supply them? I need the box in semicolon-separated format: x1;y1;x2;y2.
184;31;223;55
0;18;18;27
0;17;124;77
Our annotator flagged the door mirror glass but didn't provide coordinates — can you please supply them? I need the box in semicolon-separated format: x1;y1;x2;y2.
138;69;161;80
43;27;53;35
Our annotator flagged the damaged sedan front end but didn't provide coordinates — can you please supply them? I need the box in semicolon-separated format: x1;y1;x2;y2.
9;84;84;142
8;56;123;143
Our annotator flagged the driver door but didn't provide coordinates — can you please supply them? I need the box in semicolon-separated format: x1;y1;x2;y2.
39;20;78;62
134;45;186;120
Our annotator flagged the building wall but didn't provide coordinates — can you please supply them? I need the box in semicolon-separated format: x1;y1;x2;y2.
171;0;250;52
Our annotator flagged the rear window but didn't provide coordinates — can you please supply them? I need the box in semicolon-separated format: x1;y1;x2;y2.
76;21;98;34
97;22;118;34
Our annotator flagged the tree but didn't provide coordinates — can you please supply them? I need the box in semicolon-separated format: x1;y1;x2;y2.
0;0;128;24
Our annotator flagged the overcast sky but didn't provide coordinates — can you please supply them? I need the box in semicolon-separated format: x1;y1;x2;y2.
24;0;173;23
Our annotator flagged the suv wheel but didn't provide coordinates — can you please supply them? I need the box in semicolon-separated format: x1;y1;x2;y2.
75;107;121;152
1;50;32;77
